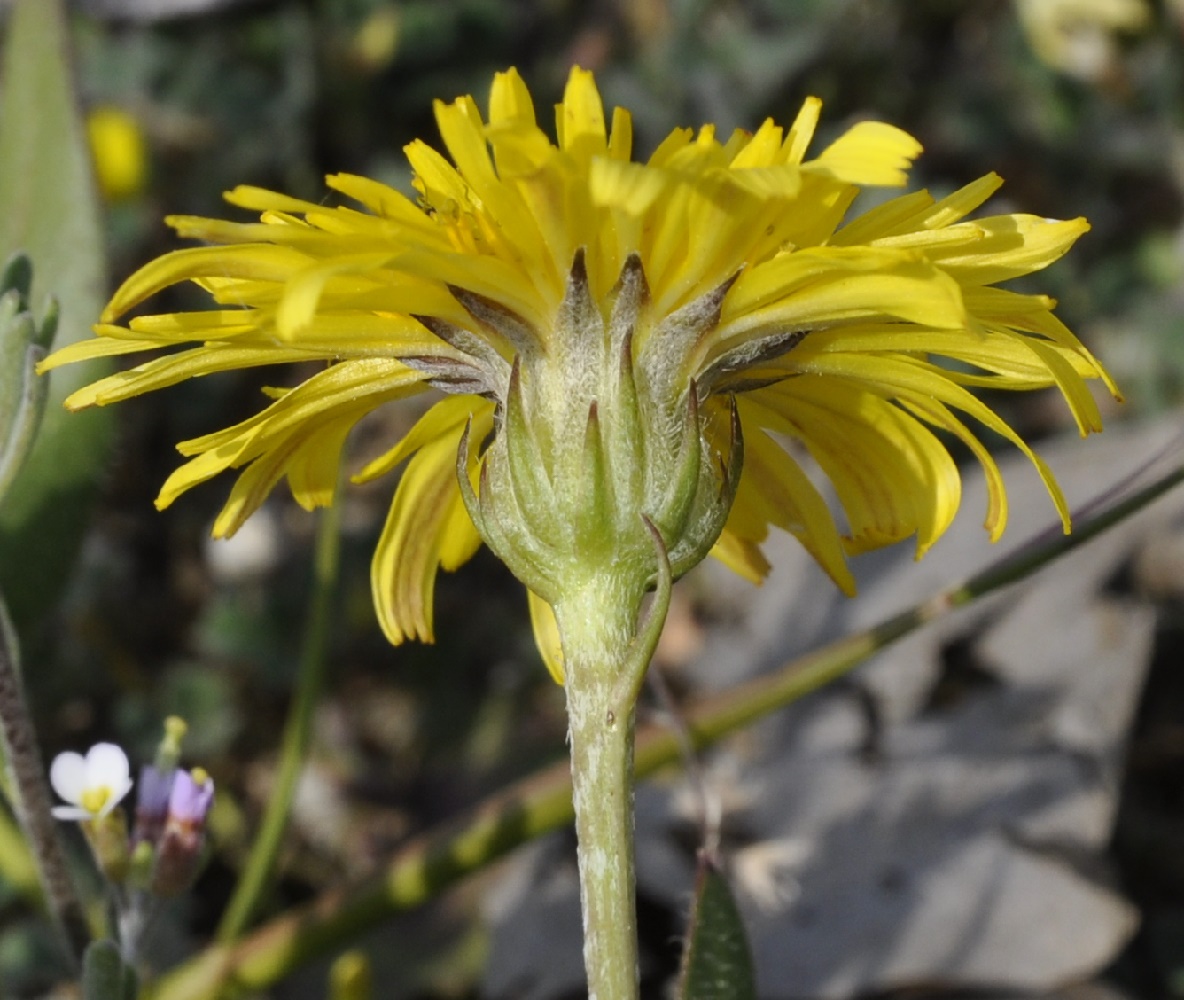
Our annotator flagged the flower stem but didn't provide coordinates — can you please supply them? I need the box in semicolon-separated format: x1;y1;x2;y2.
145;458;1184;1000
0;595;89;964
557;520;673;1000
217;492;341;942
565;658;639;1000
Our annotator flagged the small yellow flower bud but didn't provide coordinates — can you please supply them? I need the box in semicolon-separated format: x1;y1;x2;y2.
157;715;188;771
129;839;155;890
329;951;372;1000
86;106;147;202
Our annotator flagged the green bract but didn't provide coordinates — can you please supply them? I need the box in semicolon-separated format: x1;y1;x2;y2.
458;252;740;610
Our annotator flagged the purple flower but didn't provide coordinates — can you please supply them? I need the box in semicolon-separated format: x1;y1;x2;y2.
166;768;215;825
152;768;215;896
133;764;174;846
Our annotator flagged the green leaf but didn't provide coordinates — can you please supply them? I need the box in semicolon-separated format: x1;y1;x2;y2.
677;855;757;1000
0;254;60;505
82;940;138;1000
0;0;113;628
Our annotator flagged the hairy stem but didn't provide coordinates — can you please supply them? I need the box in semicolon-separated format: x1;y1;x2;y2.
146;459;1184;1000
0;597;88;964
557;522;673;999
565;647;639;1000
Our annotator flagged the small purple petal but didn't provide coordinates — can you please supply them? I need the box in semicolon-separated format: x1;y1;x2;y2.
153;769;215;896
138;766;173;814
166;770;215;824
133;765;175;844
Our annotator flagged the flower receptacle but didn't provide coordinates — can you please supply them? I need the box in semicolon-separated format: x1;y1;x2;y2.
458;252;742;623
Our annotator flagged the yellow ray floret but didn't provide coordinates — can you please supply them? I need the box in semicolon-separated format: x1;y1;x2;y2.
40;65;1116;676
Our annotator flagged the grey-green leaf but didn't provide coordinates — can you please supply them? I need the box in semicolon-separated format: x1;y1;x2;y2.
0;255;61;505
678;856;757;1000
0;0;113;627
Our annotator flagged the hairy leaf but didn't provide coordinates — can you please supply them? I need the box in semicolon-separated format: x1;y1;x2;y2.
0;0;112;627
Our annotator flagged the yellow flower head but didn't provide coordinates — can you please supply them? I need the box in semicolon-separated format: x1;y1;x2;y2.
44;68;1116;681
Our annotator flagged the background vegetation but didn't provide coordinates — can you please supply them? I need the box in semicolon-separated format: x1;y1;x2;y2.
4;0;1184;997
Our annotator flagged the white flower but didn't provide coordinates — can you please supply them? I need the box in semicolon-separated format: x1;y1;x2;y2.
49;742;133;821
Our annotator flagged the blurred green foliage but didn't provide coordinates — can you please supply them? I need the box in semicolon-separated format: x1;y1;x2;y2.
5;0;1184;997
